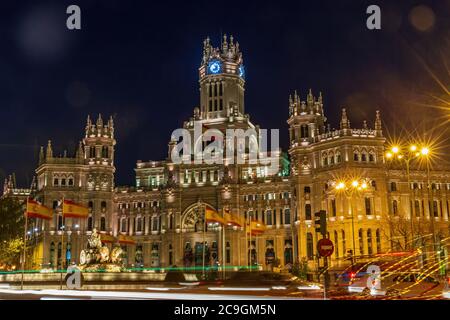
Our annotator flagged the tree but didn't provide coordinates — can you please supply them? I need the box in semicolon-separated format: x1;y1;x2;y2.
379;212;431;252
0;197;25;269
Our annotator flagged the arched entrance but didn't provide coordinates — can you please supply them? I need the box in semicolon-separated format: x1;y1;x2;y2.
181;202;220;269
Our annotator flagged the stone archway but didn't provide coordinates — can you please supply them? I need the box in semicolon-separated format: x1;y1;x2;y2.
181;202;219;268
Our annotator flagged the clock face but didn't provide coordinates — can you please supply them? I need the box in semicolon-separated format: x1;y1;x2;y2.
239;64;245;78
208;60;221;74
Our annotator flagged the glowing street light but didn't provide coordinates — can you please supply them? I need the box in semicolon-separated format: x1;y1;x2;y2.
391;146;400;154
420;147;429;156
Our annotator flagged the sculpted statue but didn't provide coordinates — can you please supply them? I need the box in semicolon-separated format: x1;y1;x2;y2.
110;247;123;264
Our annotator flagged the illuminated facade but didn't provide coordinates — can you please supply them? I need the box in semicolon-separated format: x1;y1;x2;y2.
6;35;450;271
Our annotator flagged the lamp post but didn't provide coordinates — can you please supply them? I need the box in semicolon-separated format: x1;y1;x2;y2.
332;178;371;265
385;144;420;250
420;147;438;263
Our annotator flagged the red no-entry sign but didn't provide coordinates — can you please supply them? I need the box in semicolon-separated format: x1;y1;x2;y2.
317;238;334;257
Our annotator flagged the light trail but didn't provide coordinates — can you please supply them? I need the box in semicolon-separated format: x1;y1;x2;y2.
0;288;309;300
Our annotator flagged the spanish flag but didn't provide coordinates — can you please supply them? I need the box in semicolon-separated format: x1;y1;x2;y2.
25;199;53;220
118;234;136;245
205;207;225;224
100;234;116;244
62;199;89;218
224;210;244;227
247;219;266;236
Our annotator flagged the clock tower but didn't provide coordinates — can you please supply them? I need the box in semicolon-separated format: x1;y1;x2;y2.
198;35;245;120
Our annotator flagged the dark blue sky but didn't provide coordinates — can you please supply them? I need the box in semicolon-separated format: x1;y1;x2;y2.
0;0;448;187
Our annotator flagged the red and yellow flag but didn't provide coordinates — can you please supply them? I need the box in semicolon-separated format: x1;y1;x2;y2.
224;210;244;227
100;234;116;244
205;207;225;225
62;199;89;218
25;199;53;220
118;234;136;245
247;219;266;236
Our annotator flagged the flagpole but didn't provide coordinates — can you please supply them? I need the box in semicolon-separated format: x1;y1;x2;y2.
245;213;248;270
249;216;252;271
202;203;206;279
60;197;64;290
222;209;226;280
21;197;29;290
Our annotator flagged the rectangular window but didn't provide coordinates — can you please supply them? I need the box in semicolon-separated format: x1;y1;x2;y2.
365;198;371;215
331;199;337;217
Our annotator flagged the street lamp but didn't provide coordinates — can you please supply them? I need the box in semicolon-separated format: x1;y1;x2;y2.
331;177;371;265
385;143;424;250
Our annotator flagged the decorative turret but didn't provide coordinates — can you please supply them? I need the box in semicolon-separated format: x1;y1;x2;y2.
375;110;382;136
46;140;53;159
199;35;245;120
287;89;327;146
76;141;85;160
288;89;324;118
39;146;45;164
85;114;114;139
83;114;116;166
340;108;350;130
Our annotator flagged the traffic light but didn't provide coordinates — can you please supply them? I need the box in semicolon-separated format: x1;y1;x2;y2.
314;210;327;236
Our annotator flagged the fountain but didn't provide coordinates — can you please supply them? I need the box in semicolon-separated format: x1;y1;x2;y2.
78;228;125;272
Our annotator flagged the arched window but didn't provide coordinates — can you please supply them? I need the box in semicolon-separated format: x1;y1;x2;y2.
361;153;367;161
152;216;158;231
136;217;142;232
376;229;381;253
433;200;439;217
100;217;106;231
336;152;342;163
329;153;335;165
392;200;398;215
331;199;337;217
390;182;397;191
87;216;93;231
369;153;375;162
284;208;291;225
367;229;373;255
305;204;312;220
89;146;96;158
284;239;293;264
101;146;109;158
322;154;328;166
365;197;371;215
300;125;309;138
88;201;94;213
353;151;359;161
120;218;127;233
306;233;314;260
414;200;420;217
101;201;107;213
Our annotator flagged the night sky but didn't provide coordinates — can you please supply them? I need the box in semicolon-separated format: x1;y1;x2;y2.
0;0;448;187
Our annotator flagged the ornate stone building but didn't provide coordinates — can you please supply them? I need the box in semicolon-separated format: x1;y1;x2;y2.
6;35;450;271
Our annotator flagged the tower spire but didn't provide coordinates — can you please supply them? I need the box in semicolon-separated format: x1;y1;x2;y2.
340;108;349;130
46;140;53;159
39;146;45;164
375;110;382;136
